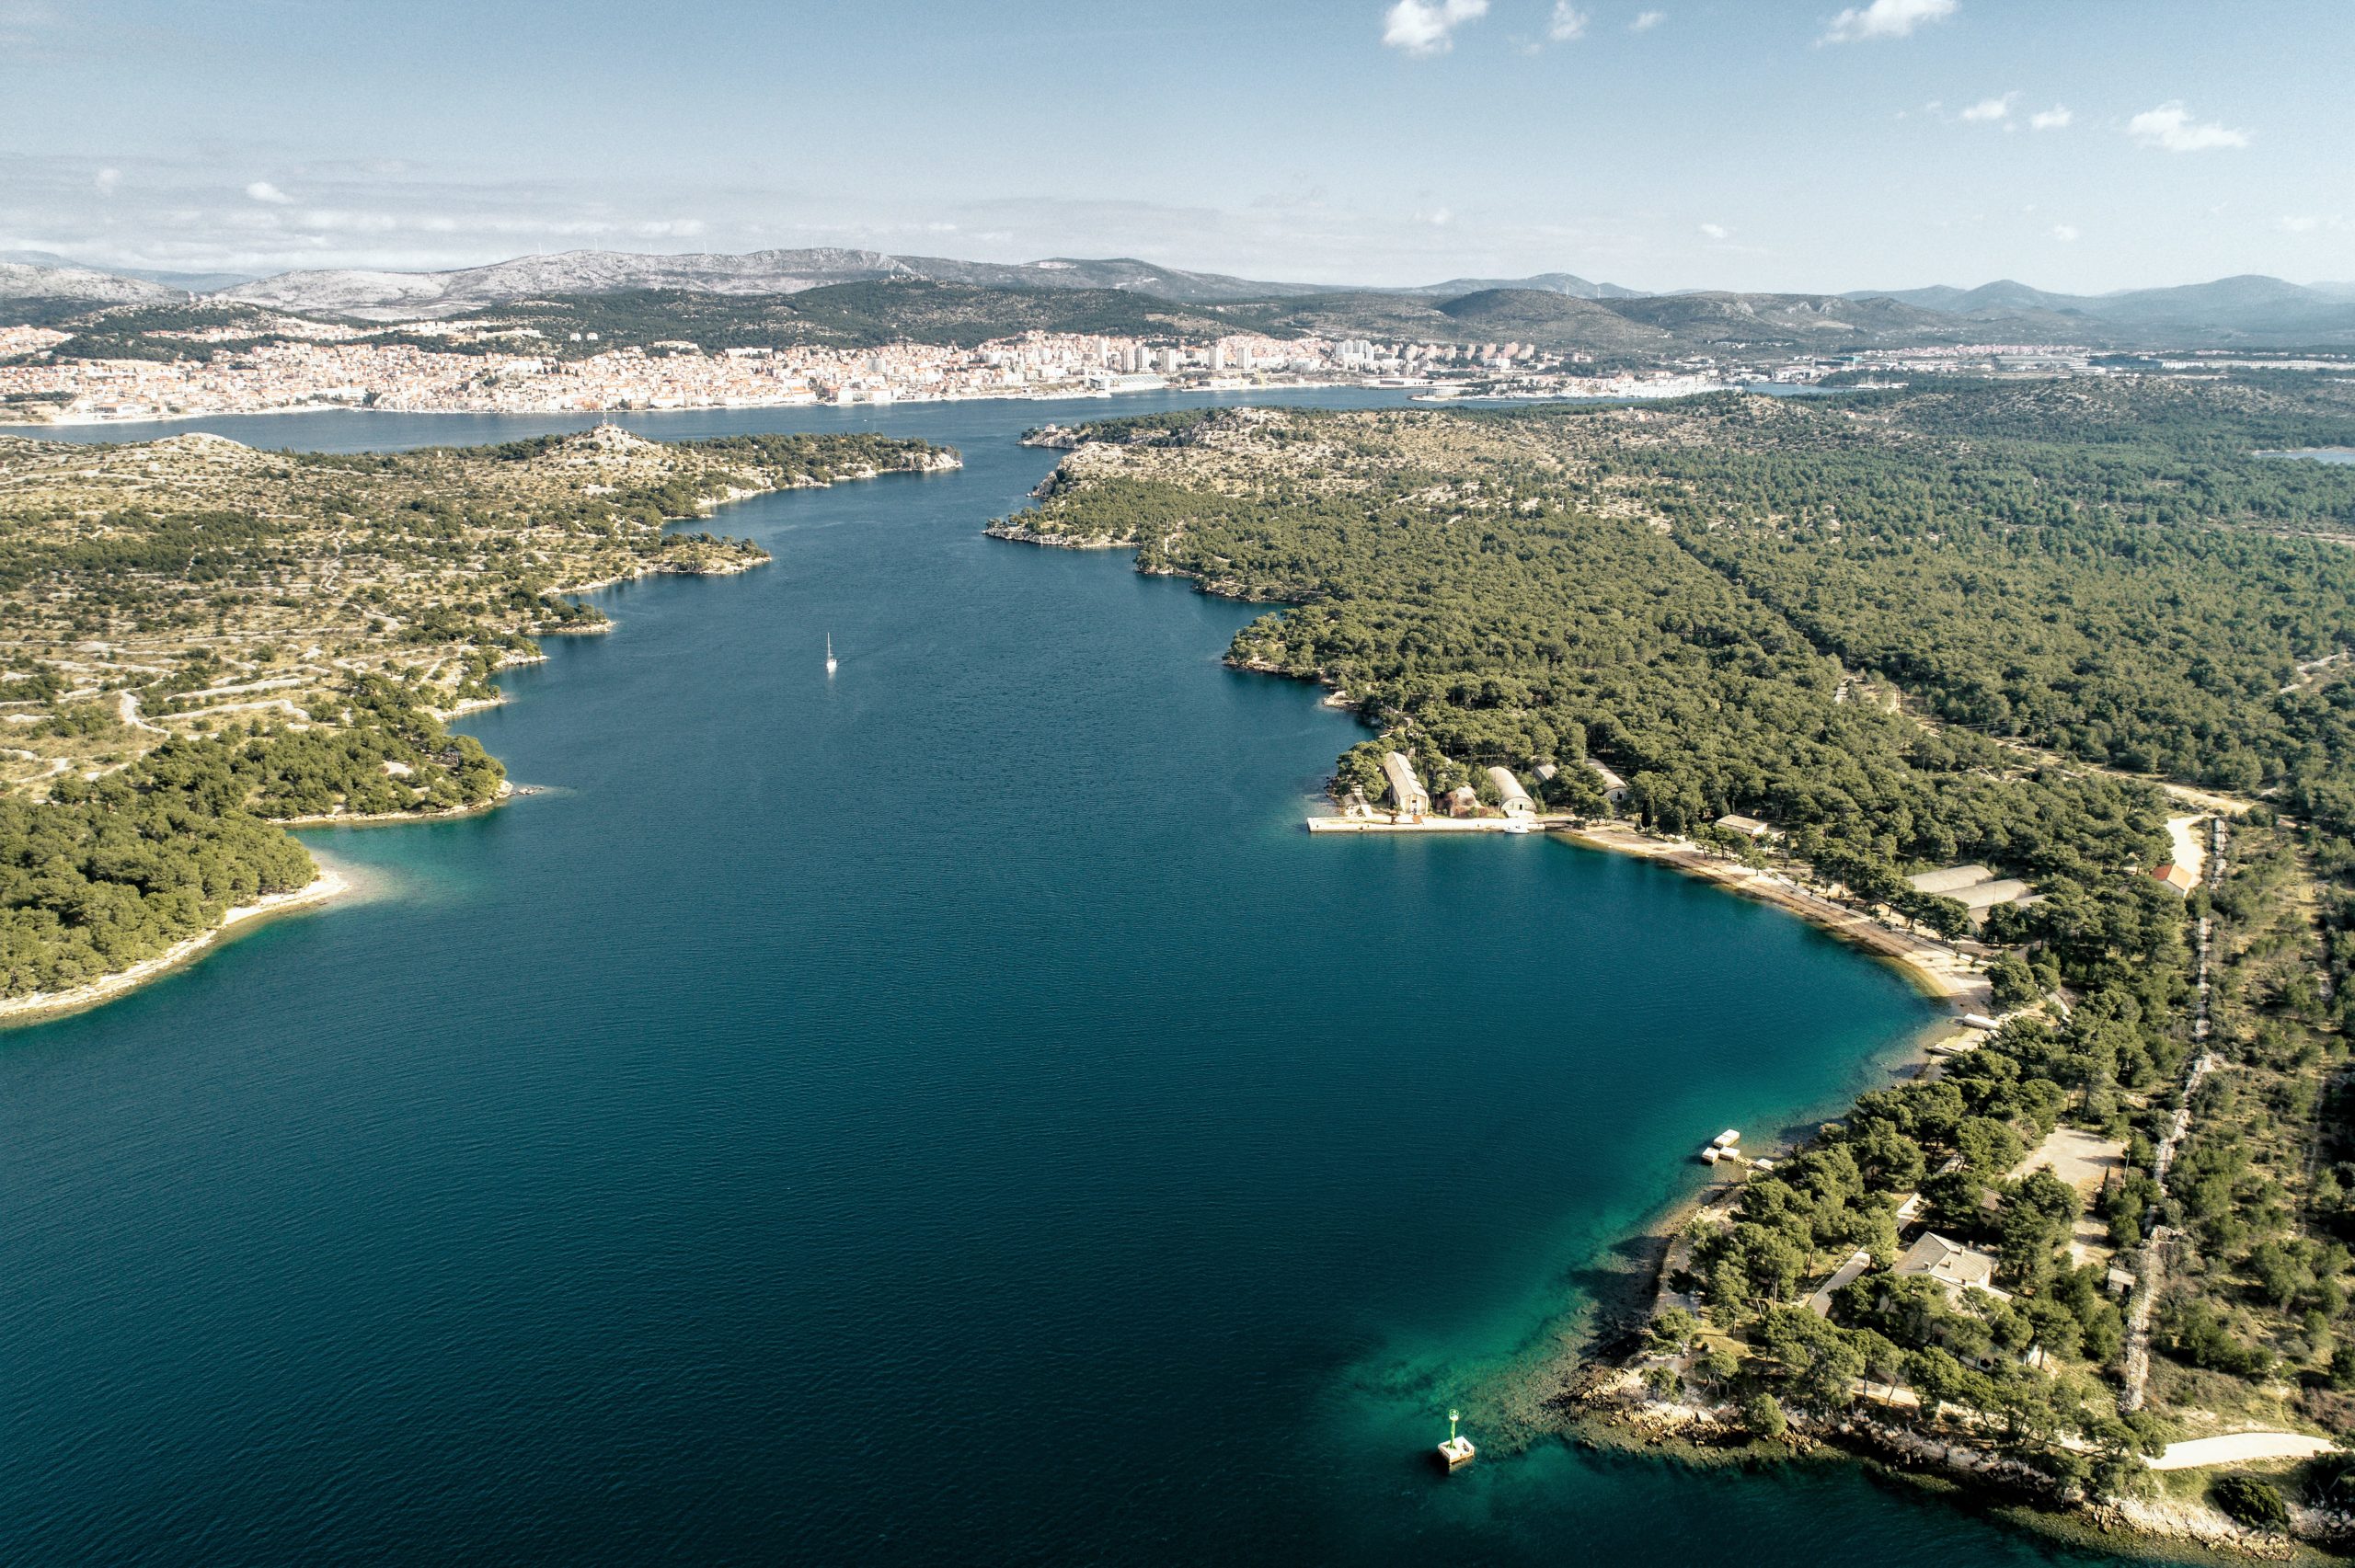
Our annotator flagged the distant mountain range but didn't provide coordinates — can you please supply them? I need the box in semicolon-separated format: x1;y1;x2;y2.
0;246;1648;320
0;260;183;323
0;250;255;293
1838;273;2355;341
4;246;2355;349
201;249;1356;316
1390;271;1647;301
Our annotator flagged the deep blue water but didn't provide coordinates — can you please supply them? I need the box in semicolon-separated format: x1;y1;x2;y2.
0;396;2147;1563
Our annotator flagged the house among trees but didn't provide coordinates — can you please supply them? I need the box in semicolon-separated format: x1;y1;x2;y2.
2150;862;2200;895
1583;757;1628;804
1893;1232;2011;1305
1714;813;1774;840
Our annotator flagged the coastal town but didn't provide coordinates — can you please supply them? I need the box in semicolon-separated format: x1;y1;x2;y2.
0;306;2141;425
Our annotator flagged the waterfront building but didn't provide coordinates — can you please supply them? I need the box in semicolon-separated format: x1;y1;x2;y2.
1380;751;1430;818
1485;766;1535;818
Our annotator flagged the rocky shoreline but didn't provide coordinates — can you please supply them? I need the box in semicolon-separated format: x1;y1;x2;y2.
1572;1371;2355;1560
982;521;1136;549
1556;1335;2355;1561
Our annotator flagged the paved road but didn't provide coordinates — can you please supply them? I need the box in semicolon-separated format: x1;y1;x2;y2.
2148;1432;2338;1471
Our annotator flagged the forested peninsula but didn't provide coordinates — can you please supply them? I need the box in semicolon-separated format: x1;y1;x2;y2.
994;381;2355;1551
0;426;957;1013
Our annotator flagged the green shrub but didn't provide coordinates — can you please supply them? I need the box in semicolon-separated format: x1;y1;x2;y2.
2211;1473;2289;1530
1739;1391;1786;1440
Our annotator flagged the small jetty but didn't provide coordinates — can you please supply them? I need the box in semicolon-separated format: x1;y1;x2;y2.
1436;1408;1476;1472
1307;815;1568;834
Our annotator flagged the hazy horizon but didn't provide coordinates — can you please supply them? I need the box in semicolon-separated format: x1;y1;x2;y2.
5;0;2351;295
11;240;2355;302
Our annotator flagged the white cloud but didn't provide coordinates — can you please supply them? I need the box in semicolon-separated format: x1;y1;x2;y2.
244;180;293;204
93;166;121;195
2280;214;2347;235
1629;9;1665;29
1699;222;1729;240
2127;101;2249;153
2051;223;2079;242
1381;0;1488;55
1821;0;1956;44
1959;93;2015;122
1547;2;1588;40
2028;104;2072;131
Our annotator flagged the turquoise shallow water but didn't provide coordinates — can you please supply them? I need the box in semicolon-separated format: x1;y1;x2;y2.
0;398;2147;1562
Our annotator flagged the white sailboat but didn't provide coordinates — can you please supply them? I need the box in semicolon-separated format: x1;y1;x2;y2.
825;633;838;677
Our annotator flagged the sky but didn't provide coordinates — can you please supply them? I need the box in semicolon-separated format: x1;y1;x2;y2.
2;0;2350;293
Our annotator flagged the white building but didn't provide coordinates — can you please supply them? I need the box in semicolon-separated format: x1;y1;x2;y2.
1485;765;1535;818
1381;751;1431;818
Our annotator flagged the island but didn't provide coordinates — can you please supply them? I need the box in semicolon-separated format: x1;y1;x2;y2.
0;425;958;1018
990;379;2355;1554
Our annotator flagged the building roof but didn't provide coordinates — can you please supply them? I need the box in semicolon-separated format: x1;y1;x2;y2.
1803;1248;1875;1318
1380;750;1430;811
1893;1231;2010;1301
1714;813;1772;838
1583;757;1626;792
2152;863;2199;893
1485;765;1534;812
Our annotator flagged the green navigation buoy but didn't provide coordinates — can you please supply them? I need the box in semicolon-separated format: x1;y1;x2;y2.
1438;1406;1476;1471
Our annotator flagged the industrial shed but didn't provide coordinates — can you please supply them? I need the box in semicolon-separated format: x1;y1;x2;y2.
1381;751;1431;818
